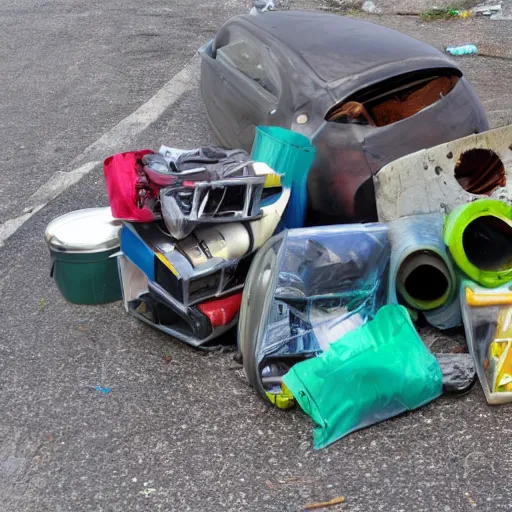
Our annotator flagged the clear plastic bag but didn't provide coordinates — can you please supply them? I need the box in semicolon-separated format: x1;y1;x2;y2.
238;224;390;402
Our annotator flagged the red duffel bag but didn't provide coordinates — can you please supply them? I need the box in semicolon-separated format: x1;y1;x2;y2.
104;150;157;222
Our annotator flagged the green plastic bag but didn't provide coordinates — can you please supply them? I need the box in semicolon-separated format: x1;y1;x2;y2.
283;305;443;449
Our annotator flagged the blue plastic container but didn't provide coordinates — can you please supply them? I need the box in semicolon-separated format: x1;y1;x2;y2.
120;223;155;281
251;126;316;229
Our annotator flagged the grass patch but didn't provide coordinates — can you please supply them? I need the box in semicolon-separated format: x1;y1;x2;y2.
419;1;480;21
420;7;460;21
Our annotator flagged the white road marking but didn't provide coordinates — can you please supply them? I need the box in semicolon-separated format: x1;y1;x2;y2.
24;162;100;213
0;55;199;248
69;55;198;165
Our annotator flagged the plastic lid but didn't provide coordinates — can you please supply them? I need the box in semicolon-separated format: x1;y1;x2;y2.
45;208;121;253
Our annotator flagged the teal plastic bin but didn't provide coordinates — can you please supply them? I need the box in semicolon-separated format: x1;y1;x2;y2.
251;126;316;229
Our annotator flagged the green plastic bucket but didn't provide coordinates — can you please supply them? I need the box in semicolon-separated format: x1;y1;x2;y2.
45;208;122;305
251;126;316;229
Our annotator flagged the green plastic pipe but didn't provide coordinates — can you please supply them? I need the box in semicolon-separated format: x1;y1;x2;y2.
444;199;512;288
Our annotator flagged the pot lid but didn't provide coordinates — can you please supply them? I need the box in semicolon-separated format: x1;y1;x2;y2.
45;207;121;253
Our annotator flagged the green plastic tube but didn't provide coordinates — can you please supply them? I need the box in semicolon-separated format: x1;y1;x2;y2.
444;199;512;288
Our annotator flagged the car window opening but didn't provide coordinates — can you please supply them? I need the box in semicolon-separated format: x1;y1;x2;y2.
326;69;461;127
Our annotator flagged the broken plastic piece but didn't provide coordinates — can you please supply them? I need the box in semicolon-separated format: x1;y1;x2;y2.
160;162;273;240
445;45;478;56
250;0;275;15
374;125;512;223
197;292;243;327
461;279;512;403
92;386;111;395
283;305;443;449
117;255;239;348
465;286;512;306
238;224;390;404
121;222;250;308
444;199;512;288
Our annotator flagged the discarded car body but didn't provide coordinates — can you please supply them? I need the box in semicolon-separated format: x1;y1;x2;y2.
200;11;489;223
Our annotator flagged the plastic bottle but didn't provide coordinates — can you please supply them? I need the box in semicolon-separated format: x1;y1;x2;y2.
445;45;478;56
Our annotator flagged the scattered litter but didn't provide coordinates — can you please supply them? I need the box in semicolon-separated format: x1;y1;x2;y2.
361;0;379;13
304;496;345;510
466;493;477;506
445;45;478;56
91;386;111;395
250;0;275;15
139;487;156;497
44;7;512;452
471;3;502;17
458;10;472;19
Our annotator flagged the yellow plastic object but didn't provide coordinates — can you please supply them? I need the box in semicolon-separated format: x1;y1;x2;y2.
155;252;179;277
465;287;512;307
251;161;282;188
265;382;295;409
461;279;512;403
263;173;281;188
488;341;512;393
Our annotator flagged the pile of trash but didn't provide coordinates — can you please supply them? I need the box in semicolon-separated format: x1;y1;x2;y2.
43;10;512;450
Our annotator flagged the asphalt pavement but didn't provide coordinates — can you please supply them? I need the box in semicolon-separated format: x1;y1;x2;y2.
1;0;512;511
